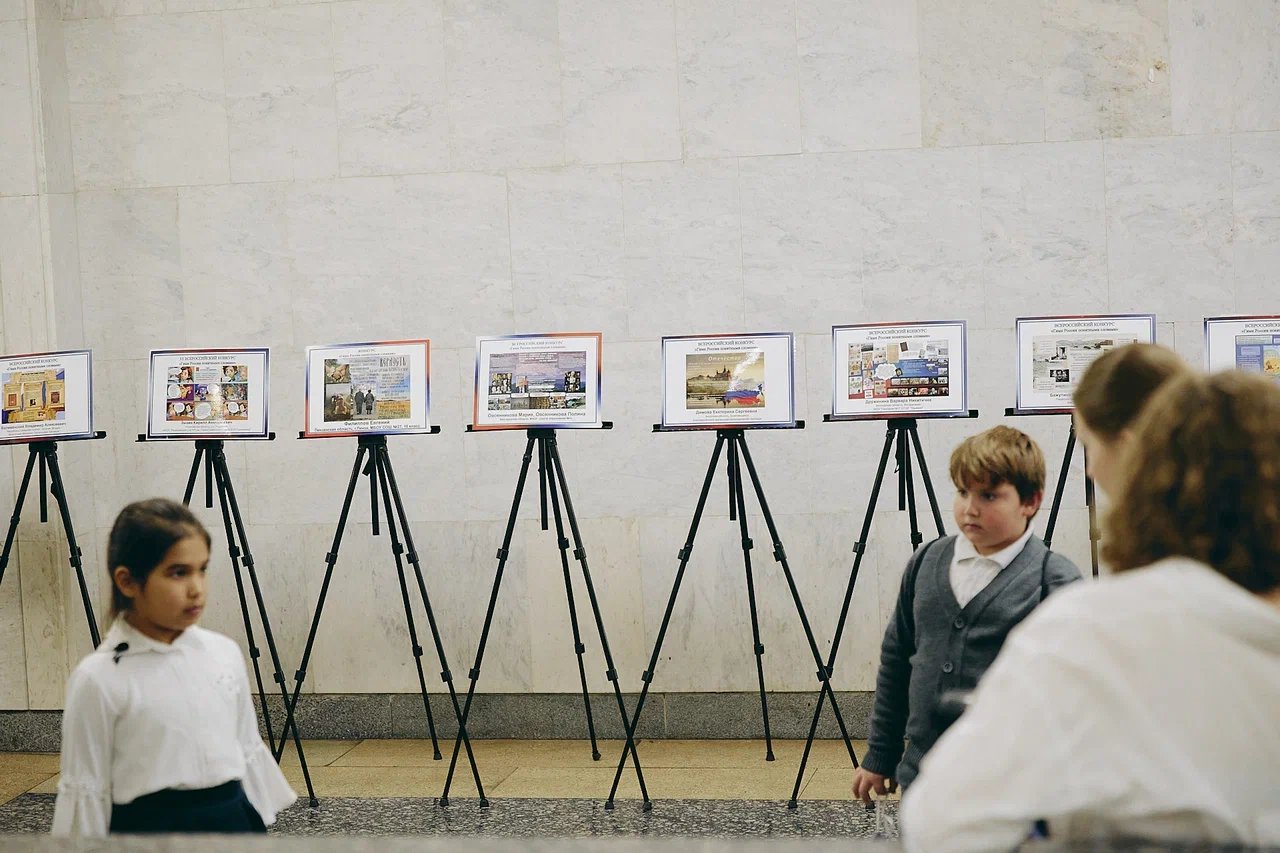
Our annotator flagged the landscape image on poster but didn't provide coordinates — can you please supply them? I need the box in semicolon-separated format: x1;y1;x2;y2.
1233;334;1280;383
165;364;249;423
685;351;765;409
1031;335;1134;393
848;340;950;400
2;369;67;424
323;355;411;422
486;351;587;412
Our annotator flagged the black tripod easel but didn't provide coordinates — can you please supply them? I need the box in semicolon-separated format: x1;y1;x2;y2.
137;432;317;806
1005;409;1099;577
440;424;646;807
0;432;107;649
786;411;978;809
603;422;858;812
274;429;485;806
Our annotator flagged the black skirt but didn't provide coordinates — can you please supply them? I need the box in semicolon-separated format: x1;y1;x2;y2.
109;780;266;835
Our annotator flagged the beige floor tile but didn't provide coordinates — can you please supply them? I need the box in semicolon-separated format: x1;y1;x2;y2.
0;753;60;775
334;739;610;768
285;764;517;798
490;765;814;801
488;766;643;800
619;739;866;770
1;773;57;805
29;775;60;795
800;768;900;801
277;739;361;768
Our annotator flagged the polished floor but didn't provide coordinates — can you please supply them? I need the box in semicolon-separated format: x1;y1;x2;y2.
0;740;898;837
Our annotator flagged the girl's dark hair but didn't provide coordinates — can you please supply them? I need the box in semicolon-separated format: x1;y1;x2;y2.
108;499;211;617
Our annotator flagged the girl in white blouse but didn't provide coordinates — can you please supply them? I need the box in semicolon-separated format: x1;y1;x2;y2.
53;499;296;836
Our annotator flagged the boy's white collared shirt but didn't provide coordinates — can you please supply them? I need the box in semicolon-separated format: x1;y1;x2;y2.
51;618;296;836
949;524;1035;607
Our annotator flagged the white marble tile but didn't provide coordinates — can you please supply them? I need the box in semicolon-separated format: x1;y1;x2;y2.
83;276;186;361
332;0;450;177
0;21;37;198
675;0;801;158
0;196;52;355
393;172;514;350
224;6;339;183
284;176;399;279
444;0;563;170
508;165;626;343
918;0;1044;146
1232;132;1280;315
1042;0;1171;141
167;0;267;13
857;147;984;323
0;445;28;708
526;516;646;693
1169;1;1280;135
621;159;743;340
740;152;864;336
48;193;85;347
797;0;922;152
19;538;69;709
1105;135;1233;323
980;141;1108;327
178;183;295;348
65;14;229;189
62;0;165;17
35;17;75;196
0;0;25;20
558;0;681;165
77;187;180;279
1169;319;1204;371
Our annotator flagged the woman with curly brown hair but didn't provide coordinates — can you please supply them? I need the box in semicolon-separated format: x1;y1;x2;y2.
900;368;1280;852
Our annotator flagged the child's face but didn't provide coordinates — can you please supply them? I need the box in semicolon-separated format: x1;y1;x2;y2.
1074;413;1129;499
953;478;1040;556
115;535;210;641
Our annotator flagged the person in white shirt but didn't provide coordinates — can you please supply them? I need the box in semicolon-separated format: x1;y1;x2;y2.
53;499;296;836
901;365;1280;851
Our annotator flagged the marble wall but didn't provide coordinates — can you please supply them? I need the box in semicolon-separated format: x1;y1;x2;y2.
2;0;1279;709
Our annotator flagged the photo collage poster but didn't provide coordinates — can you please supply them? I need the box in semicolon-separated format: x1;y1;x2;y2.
1014;315;1156;412
0;349;94;445
662;333;796;429
304;340;430;437
473;333;602;429
1205;316;1280;382
831;321;968;419
147;349;270;439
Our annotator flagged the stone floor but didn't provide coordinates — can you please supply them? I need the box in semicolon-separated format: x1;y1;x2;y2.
0;739;898;838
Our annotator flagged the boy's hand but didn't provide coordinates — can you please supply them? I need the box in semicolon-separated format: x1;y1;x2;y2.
852;768;897;804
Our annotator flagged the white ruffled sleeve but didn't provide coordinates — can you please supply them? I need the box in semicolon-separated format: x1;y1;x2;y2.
235;652;296;825
51;666;114;837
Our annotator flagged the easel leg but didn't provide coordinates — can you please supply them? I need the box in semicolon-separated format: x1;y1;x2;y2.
378;443;487;806
183;444;205;506
1042;425;1076;549
902;432;923;550
907;423;947;538
44;446;101;647
735;435;855;804
274;445;368;769
605;434;727;810
543;442;601;761
1084;447;1099;578
209;447;316;806
441;435;538;807
788;424;897;808
371;446;441;760
0;449;39;588
544;436;649;802
729;438;774;761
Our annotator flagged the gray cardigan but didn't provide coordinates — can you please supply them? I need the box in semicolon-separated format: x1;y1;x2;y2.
860;534;1082;788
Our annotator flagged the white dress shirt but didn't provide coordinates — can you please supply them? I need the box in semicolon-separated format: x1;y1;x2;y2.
949;524;1035;607
902;557;1280;852
52;618;296;836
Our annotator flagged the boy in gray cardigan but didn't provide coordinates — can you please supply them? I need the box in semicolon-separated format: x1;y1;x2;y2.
853;426;1082;800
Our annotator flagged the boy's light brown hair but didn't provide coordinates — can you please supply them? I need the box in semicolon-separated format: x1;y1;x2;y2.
1104;370;1280;594
1073;343;1187;439
949;425;1045;504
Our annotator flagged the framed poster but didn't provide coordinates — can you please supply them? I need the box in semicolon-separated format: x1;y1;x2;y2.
1014;314;1156;413
146;349;269;440
661;333;796;430
1205;316;1280;382
303;340;430;438
0;349;94;445
831;321;968;420
473;333;602;430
